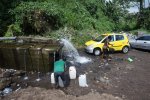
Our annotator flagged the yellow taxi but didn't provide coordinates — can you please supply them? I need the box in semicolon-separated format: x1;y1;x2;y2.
85;33;130;55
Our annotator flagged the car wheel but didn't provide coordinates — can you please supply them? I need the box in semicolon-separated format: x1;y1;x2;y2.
94;48;101;56
122;46;129;54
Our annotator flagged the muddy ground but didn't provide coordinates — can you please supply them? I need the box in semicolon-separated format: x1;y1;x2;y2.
1;49;150;100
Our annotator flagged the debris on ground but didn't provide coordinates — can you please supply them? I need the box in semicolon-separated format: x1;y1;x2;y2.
3;87;122;100
127;57;133;62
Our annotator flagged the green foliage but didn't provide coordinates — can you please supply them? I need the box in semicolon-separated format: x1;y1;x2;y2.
10;0;115;36
0;0;17;36
142;7;150;30
4;24;21;37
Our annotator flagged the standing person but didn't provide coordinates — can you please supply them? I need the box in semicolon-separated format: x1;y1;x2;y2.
54;59;65;88
102;37;112;60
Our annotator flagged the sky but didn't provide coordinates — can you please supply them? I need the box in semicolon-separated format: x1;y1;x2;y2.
128;0;149;13
105;0;149;13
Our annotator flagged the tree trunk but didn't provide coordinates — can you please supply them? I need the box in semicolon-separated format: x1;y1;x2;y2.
137;0;144;28
139;0;143;12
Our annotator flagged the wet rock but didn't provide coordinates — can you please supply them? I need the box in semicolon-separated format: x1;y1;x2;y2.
0;69;4;77
0;83;5;90
11;82;17;87
2;69;20;78
13;71;25;77
15;87;21;92
3;71;12;78
0;91;3;96
0;79;11;90
2;87;12;96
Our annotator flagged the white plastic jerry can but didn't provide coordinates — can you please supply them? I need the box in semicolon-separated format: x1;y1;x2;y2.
51;73;55;84
78;74;88;87
69;66;76;79
58;77;64;87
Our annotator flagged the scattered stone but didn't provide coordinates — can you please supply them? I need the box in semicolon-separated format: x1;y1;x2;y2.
105;63;109;66
126;65;134;70
13;71;25;77
98;66;102;68
117;67;121;70
17;84;20;87
15;87;21;92
100;77;110;84
96;81;99;83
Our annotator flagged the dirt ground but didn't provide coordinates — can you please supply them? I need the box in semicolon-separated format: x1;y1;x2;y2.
1;49;150;100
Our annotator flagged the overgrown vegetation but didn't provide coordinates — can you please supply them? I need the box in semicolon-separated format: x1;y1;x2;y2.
0;0;150;46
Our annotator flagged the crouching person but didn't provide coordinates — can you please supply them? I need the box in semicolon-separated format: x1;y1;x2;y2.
54;59;66;88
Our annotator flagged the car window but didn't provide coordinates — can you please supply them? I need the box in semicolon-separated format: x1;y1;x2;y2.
144;36;150;41
116;35;124;41
137;36;144;40
108;35;114;42
136;36;150;41
102;35;114;43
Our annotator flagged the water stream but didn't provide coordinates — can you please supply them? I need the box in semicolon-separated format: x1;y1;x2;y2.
36;50;41;81
60;38;91;64
23;49;28;80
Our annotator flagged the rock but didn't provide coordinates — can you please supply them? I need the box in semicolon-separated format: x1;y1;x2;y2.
0;83;5;90
13;71;25;77
2;87;12;96
11;82;17;87
3;71;12;78
99;77;110;84
0;79;11;90
105;63;109;66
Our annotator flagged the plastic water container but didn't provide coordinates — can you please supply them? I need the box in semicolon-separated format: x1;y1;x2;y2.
78;74;88;87
58;77;64;87
51;73;55;84
69;66;76;79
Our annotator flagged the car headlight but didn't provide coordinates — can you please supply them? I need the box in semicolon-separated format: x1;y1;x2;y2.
87;44;94;49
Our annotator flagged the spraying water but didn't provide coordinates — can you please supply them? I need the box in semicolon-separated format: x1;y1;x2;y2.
60;38;91;64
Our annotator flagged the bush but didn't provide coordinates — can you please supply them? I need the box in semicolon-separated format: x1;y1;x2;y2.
5;24;21;37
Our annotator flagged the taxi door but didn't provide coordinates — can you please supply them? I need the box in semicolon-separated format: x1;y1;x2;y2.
112;35;125;51
102;35;115;51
